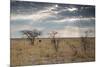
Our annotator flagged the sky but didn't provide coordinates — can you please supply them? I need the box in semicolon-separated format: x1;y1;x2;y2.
10;1;95;38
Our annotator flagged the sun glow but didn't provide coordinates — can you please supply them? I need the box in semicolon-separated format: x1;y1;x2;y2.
68;8;78;12
69;18;79;22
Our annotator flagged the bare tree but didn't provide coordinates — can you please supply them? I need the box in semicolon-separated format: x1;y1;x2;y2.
81;30;94;54
49;31;59;52
21;29;42;45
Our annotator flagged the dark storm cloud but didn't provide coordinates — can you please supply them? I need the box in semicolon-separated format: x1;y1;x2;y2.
11;1;54;15
11;1;95;17
56;5;95;17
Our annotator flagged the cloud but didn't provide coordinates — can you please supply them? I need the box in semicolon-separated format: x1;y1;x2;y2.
11;12;51;21
11;4;60;22
55;26;95;37
10;1;95;38
11;24;44;32
55;26;80;37
11;2;95;23
67;7;78;12
50;17;95;23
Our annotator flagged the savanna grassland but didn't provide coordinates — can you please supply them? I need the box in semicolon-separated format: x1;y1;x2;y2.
10;37;95;66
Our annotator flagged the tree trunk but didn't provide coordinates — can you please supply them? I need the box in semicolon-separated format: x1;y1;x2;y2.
31;38;35;45
52;38;58;52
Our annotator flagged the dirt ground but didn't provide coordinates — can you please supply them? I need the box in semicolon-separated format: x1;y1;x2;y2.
10;37;95;66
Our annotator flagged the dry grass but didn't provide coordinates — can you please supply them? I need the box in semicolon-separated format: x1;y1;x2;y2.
10;37;95;66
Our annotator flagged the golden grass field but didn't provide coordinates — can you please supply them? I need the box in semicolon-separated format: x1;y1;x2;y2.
10;37;95;66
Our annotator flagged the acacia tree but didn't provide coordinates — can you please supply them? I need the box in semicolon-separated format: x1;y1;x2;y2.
81;30;93;54
49;31;59;52
21;29;42;45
